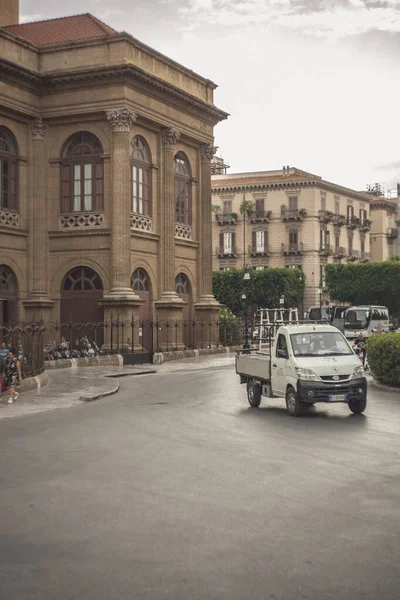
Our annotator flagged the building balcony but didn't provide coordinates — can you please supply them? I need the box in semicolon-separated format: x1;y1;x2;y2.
281;207;306;221
346;216;360;229
248;244;269;257
319;210;334;223
319;244;332;257
60;212;104;228
387;227;398;239
281;242;304;256
333;246;346;259
249;209;271;223
347;249;360;262
332;214;346;227
0;209;19;228
361;252;371;262
359;219;372;232
216;246;238;258
215;212;237;225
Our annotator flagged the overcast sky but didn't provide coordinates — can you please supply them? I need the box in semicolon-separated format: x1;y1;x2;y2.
21;0;400;194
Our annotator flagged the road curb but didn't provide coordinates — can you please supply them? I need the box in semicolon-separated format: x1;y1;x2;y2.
79;381;120;402
370;379;400;394
104;369;157;378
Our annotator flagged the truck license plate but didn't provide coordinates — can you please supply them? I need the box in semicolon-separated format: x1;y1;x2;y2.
328;394;347;403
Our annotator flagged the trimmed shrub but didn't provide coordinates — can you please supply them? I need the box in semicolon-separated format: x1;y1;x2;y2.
367;333;400;386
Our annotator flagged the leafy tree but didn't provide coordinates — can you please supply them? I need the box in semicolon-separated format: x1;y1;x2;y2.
213;268;304;316
325;261;400;316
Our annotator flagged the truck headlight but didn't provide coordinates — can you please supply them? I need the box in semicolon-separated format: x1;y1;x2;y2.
351;365;364;380
295;368;320;381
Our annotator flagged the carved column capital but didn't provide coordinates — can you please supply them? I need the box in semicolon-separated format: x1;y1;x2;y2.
161;128;180;150
106;108;137;133
200;143;218;163
31;117;48;140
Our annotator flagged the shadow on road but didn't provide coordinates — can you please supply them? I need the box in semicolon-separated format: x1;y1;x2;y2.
237;404;368;429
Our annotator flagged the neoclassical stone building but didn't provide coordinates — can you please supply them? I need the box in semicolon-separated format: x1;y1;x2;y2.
0;4;227;347
212;166;372;311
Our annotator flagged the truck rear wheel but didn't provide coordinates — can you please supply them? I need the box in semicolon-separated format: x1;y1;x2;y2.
247;380;262;408
286;386;303;417
349;396;367;415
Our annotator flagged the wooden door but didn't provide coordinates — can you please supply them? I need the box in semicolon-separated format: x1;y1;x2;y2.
60;267;104;347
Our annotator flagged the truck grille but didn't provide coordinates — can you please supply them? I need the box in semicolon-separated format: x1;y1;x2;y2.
320;375;350;382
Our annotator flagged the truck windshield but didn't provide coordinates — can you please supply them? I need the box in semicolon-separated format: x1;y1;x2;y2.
290;331;353;356
345;309;370;330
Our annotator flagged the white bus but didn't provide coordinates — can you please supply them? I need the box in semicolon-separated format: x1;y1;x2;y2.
344;305;389;339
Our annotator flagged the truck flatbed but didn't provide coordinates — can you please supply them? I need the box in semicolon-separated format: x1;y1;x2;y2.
236;350;271;381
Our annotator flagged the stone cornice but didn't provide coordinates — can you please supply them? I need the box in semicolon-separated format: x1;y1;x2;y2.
370;198;397;212
0;59;228;125
212;178;372;203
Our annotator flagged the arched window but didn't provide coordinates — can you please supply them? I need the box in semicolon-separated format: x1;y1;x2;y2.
0;265;17;291
131;268;150;291
174;152;191;225
0;127;18;212
175;273;190;295
61;132;103;214
131;136;151;215
62;267;103;291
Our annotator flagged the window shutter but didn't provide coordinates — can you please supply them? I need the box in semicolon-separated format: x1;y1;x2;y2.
256;198;264;213
143;168;150;216
94;162;103;211
264;231;268;252
9;159;17;211
232;232;236;254
61;164;71;213
219;232;223;252
252;230;256;251
186;180;191;226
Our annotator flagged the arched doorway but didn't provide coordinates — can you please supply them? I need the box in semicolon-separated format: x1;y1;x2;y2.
0;265;18;326
175;273;192;348
131;268;152;350
61;267;104;346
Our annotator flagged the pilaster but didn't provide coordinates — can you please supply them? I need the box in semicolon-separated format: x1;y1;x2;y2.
24;117;54;318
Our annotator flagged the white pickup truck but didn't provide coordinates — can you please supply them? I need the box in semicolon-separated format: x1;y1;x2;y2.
236;323;367;416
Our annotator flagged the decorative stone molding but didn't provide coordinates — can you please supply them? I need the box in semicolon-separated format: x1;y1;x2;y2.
130;213;153;232
0;210;19;227
200;143;217;163
31;117;47;139
106;108;137;133
60;213;104;228
175;223;192;240
161;128;180;149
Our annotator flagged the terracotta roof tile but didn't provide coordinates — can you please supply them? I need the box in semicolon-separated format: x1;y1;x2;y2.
3;13;116;46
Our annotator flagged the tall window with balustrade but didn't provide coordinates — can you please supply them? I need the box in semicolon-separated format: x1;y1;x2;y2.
60;132;104;215
0;127;18;214
174;152;192;226
131;136;151;216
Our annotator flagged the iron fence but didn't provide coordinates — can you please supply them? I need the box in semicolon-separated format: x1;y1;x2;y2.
0;319;247;376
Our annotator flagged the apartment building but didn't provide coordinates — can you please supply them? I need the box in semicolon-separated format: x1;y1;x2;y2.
211;166;372;310
370;196;400;261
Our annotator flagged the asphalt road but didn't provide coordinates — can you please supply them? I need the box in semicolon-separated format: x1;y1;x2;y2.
1;355;400;600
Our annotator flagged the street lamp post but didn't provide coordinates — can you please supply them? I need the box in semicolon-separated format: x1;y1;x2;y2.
242;270;251;352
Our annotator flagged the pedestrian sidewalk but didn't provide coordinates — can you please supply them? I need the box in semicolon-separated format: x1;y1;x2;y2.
0;364;156;420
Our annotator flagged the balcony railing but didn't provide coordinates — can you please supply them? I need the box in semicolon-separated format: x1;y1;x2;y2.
281;242;304;255
361;251;371;262
319;210;334;223
333;246;346;258
387;227;398;239
215;212;237;225
248;244;269;256
359;219;372;232
249;209;271;223
0;209;19;228
216;246;237;258
332;214;346;227
346;216;360;229
320;244;332;256
281;208;306;221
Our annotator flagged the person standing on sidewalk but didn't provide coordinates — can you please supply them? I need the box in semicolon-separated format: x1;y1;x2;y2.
5;348;21;405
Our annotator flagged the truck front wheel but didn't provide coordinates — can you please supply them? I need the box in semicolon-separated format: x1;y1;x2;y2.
286;386;303;417
247;380;262;408
349;396;367;415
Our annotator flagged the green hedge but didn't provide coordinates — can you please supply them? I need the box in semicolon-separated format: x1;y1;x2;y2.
367;333;400;386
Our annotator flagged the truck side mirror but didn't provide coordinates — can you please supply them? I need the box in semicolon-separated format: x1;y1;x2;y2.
277;349;288;359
